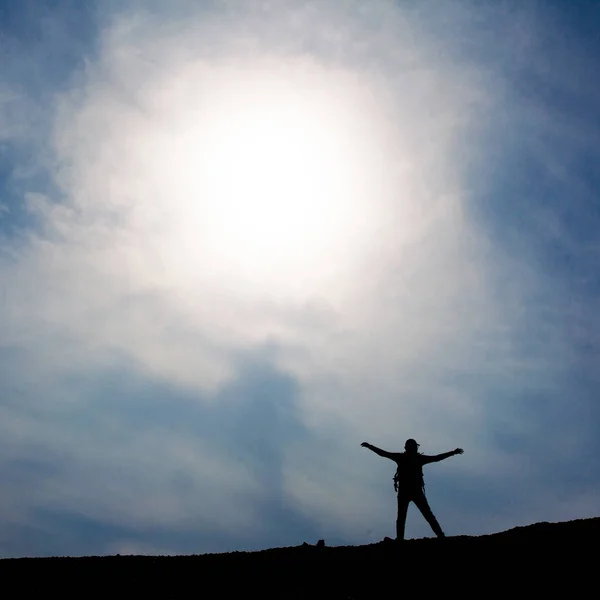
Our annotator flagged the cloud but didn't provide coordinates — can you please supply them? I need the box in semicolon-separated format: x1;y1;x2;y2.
1;0;599;556
24;0;492;388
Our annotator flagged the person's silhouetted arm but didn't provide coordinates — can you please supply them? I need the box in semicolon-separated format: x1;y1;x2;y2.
361;442;397;460
422;448;464;464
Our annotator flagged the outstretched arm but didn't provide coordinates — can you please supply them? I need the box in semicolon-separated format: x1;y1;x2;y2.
422;448;464;464
361;442;396;460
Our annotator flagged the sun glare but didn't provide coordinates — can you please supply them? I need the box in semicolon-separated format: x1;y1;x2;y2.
203;105;349;262
150;64;383;298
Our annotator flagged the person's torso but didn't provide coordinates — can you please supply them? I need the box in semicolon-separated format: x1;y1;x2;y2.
394;453;424;492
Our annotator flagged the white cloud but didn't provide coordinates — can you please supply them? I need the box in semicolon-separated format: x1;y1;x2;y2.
14;1;494;397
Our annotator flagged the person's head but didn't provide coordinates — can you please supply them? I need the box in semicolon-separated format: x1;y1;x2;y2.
404;438;419;453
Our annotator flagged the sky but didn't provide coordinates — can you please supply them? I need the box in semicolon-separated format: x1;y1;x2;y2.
0;0;599;557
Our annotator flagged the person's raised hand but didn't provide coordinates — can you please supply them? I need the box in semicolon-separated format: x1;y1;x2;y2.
454;448;464;455
361;442;370;448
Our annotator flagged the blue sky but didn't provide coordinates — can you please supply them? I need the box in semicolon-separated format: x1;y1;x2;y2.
1;1;599;557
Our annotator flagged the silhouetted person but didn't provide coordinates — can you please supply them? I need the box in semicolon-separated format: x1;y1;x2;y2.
361;438;463;540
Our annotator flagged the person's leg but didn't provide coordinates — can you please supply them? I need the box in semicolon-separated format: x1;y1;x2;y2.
396;494;410;540
413;491;445;538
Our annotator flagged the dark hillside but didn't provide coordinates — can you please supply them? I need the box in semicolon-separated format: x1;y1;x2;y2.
1;517;597;598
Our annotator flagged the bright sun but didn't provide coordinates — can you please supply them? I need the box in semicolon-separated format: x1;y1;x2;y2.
151;64;382;297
